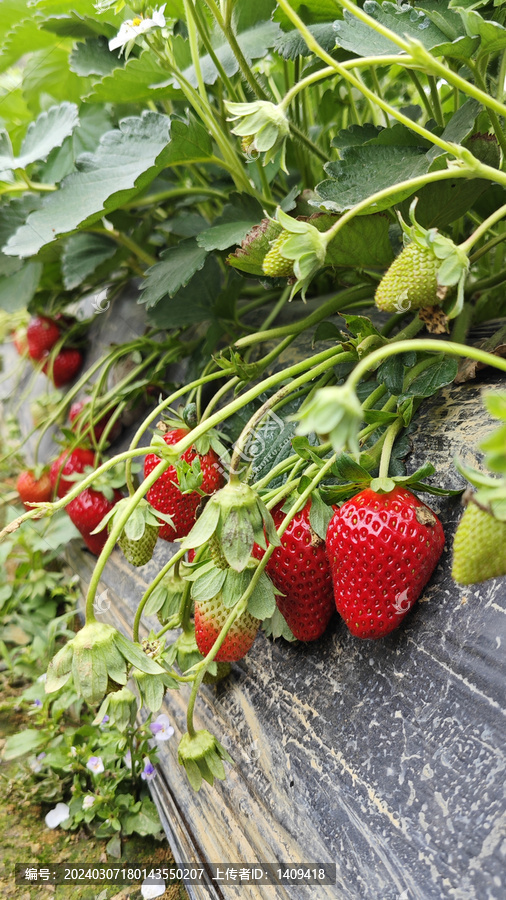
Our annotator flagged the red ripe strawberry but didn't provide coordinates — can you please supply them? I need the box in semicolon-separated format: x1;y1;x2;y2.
144;428;223;541
27;316;60;361
194;594;259;662
50;448;96;499
252;499;335;641
16;469;52;509
67;487;123;556
326;486;445;640
43;347;83;387
69;400;121;443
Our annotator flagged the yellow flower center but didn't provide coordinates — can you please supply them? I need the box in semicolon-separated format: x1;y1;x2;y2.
132;16;142;25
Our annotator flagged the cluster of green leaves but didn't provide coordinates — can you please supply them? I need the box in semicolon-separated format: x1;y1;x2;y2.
0;0;504;339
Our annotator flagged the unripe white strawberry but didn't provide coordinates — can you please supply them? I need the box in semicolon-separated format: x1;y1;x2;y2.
262;232;294;278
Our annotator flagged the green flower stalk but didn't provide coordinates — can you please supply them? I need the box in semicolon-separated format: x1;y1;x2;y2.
225;100;290;172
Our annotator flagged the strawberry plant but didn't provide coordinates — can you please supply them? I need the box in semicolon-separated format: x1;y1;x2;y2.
1;0;506;803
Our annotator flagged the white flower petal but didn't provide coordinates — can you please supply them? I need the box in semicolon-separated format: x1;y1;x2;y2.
45;803;70;829
141;880;166;899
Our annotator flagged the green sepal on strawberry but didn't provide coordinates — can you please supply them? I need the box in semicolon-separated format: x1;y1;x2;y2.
262;231;294;278
181;479;280;572
252;497;335;642
374;200;469;318
327;486;445;639
93;686;137;731
178;728;233;791
46;623;164;705
144;426;224;541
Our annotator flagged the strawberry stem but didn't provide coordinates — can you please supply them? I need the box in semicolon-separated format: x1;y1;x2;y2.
132;547;187;642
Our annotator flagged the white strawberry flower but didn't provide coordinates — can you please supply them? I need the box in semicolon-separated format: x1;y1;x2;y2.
109;6;166;55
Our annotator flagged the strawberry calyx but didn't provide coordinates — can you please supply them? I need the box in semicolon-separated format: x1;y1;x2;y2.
320;453;463;506
166;631;204;674
46;622;166;705
143;567;189;625
92;497;173;537
178;728;233;791
397;199;470;318
180;480;280;572
93;687;137;731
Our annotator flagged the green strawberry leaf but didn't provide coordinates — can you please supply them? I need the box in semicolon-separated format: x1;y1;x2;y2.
316;145;429;213
332;453;371;483
197;193;264;252
0;102;80;170
273;22;337;58
333;1;447;57
61;232;117;290
401;357;459;399
4;112;190;257
140;239;209;309
291;436;326;466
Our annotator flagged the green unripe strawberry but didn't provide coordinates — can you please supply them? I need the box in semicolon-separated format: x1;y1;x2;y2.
118;522;158;567
375;242;439;312
262;232;294;278
452;501;506;584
